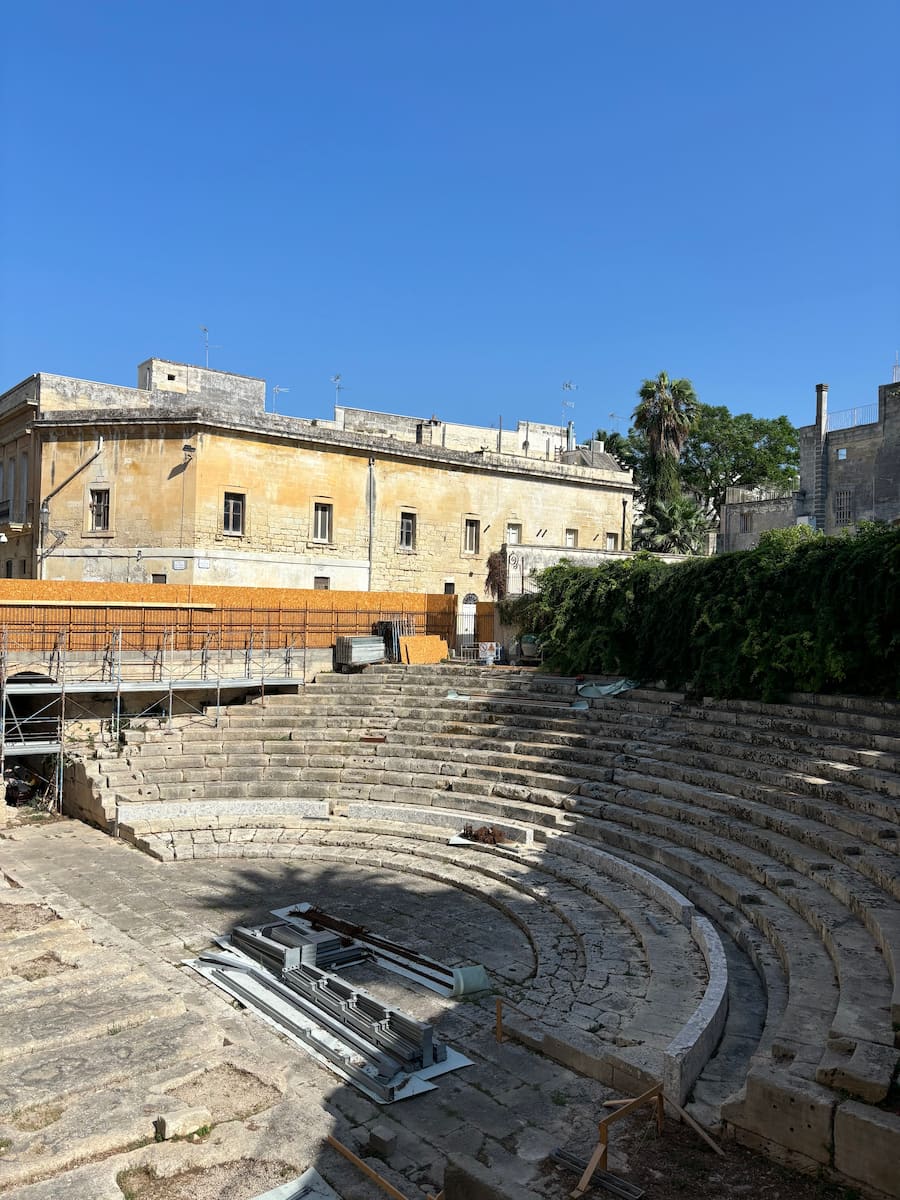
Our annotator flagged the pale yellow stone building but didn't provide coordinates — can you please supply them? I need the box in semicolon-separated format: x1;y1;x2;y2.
0;359;634;592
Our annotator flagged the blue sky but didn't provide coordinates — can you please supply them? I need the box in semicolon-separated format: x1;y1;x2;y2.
2;1;897;435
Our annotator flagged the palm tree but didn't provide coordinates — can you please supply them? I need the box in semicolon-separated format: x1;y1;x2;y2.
633;372;698;507
634;496;709;554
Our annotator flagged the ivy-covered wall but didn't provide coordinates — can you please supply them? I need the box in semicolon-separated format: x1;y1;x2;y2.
501;525;900;699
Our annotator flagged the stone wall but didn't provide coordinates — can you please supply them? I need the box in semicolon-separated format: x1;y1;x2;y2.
138;359;266;414
719;495;800;553
720;381;900;551
335;405;569;459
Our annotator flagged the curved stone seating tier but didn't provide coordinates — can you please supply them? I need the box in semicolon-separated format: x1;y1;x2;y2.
115;819;720;1104
71;664;900;1197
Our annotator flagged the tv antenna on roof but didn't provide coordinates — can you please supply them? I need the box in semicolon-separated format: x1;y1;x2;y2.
561;380;577;427
272;385;289;414
199;326;221;368
331;374;344;405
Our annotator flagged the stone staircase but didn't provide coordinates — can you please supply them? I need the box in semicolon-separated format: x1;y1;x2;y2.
67;664;900;1199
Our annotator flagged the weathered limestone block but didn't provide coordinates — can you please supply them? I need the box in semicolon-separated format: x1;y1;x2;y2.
722;1067;835;1167
817;1038;899;1103
155;1105;212;1140
833;1100;900;1197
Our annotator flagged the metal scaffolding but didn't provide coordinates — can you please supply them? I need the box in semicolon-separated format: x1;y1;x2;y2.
0;626;308;813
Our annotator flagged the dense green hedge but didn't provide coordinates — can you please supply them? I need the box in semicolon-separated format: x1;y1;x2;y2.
500;525;900;699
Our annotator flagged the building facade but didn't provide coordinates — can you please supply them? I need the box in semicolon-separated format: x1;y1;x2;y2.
0;358;635;592
719;380;900;552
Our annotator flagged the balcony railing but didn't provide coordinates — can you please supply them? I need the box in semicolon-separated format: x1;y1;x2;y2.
0;499;33;526
826;404;878;433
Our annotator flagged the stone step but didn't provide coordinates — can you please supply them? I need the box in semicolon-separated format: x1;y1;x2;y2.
115;798;330;827
566;805;898;1098
718;693;900;734
663;729;900;798
569;813;840;1060
607;759;900;862
663;716;900;784
668;707;900;755
593;764;900;899
0;979;186;1063
574;782;900;1016
0;1011;223;1117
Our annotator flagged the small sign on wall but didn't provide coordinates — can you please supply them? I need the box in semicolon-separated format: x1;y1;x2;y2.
172;559;186;571
197;558;210;569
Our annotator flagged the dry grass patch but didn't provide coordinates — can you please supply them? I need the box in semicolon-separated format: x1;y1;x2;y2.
0;903;59;934
166;1065;281;1124
16;951;76;981
12;1102;64;1132
117;1160;298;1200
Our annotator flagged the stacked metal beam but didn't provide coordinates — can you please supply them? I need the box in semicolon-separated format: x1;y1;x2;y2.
188;906;473;1103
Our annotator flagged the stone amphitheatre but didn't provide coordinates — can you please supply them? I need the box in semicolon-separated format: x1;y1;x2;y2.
1;647;899;1198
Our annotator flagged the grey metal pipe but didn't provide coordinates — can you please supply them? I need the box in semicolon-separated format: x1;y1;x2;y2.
367;457;376;591
37;436;104;577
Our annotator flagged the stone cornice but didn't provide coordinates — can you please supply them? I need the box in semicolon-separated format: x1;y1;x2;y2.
37;407;635;492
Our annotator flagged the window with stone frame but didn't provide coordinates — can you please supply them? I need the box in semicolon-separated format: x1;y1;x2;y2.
739;512;752;534
399;511;417;550
313;502;333;543
464;518;480;554
223;491;245;536
89;487;110;532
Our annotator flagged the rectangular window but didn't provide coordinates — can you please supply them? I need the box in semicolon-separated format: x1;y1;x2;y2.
444;581;455;595
837;447;847;461
89;487;110;532
313;576;330;590
4;561;11;578
739;512;752;534
151;573;167;584
313;502;333;543
464;518;480;554
834;489;853;526
606;532;618;551
223;491;245;535
565;528;578;548
399;511;417;550
506;522;522;545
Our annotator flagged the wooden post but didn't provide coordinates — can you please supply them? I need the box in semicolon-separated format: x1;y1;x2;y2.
495;997;503;1043
325;1134;410;1200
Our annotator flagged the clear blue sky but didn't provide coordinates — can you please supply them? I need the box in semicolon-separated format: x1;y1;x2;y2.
2;1;897;435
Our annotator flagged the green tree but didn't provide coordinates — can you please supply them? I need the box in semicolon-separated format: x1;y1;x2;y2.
634;495;710;554
679;405;799;518
633;372;698;507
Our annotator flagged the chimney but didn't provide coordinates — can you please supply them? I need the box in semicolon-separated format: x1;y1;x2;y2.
815;383;828;437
